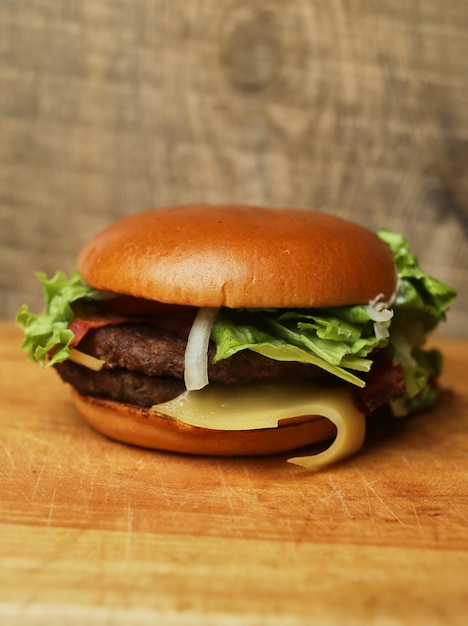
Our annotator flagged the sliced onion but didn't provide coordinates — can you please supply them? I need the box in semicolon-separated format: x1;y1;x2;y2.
364;294;394;340
184;307;220;391
365;305;393;323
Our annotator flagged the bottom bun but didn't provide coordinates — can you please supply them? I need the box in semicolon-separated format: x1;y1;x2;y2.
71;390;337;457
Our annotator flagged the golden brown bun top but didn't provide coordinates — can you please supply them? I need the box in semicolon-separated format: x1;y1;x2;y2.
77;205;397;308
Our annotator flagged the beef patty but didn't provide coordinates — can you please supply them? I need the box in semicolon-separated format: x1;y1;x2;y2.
55;322;326;407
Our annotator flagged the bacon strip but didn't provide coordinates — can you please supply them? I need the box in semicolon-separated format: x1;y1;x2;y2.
353;351;406;415
69;314;131;348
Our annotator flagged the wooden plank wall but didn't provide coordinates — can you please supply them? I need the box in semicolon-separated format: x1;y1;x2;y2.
1;1;467;335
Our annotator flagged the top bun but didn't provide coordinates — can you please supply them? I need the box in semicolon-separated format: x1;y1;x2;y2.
77;205;397;308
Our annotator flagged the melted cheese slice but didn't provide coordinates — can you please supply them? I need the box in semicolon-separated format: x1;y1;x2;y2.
153;381;366;469
69;349;105;371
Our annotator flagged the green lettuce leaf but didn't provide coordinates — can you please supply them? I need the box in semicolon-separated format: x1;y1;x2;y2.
376;229;456;413
211;306;391;388
16;271;105;367
377;229;456;331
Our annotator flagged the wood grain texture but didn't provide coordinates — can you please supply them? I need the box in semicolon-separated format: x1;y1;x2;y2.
1;322;468;625
0;1;467;333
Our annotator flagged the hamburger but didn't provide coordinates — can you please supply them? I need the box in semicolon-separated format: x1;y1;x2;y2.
16;205;456;468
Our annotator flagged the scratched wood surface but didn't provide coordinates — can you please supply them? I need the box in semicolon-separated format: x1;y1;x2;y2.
1;322;467;625
1;0;467;334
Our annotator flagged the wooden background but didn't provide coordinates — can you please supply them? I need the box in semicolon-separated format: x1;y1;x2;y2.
1;0;467;335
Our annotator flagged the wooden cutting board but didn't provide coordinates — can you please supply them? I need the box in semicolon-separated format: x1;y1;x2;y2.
1;321;467;625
